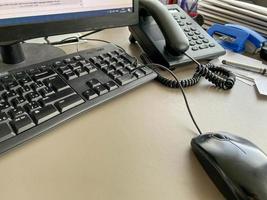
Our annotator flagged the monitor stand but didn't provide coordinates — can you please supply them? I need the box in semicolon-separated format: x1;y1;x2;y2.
0;42;66;73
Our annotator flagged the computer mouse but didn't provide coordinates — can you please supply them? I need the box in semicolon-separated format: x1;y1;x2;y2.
191;132;267;200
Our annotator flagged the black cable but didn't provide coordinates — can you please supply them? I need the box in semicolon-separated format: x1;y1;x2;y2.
183;52;236;90
141;52;236;90
146;63;203;135
79;29;103;39
49;29;104;45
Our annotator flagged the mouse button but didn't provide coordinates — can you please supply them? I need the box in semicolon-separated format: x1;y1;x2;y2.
212;133;229;140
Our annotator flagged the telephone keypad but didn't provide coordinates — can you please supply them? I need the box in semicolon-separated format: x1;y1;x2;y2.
171;11;216;51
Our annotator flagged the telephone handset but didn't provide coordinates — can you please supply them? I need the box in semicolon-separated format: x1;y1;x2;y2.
129;0;225;69
129;0;235;90
136;0;189;55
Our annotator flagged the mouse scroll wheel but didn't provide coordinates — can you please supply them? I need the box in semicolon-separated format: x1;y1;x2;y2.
212;134;228;140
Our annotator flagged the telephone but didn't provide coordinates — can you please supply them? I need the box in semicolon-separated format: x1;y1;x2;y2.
129;0;225;69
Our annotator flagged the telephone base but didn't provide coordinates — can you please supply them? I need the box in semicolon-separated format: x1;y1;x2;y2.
129;4;225;69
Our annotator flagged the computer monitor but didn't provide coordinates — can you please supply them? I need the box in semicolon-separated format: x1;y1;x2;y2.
0;0;138;66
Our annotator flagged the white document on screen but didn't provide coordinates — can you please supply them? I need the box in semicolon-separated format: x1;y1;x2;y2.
0;0;132;19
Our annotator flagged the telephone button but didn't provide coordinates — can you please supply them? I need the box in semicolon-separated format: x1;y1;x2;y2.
190;41;196;46
209;43;216;47
188;32;194;37
199;45;209;49
184;28;190;32
192;47;199;51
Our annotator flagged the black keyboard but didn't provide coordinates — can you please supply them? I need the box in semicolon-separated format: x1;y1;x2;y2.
0;44;157;155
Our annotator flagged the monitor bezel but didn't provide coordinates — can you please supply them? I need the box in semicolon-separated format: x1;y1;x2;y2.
0;0;138;45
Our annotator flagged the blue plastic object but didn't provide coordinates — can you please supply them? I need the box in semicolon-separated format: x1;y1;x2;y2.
207;23;250;53
225;24;266;49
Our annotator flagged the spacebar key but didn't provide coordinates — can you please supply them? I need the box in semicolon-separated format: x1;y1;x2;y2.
31;105;60;124
40;88;75;106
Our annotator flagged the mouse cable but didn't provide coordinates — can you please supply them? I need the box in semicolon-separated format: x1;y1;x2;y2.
142;61;203;135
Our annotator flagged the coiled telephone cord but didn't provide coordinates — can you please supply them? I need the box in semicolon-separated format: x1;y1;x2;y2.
141;53;236;90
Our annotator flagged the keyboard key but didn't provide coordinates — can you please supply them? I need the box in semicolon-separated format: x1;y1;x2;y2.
17;85;32;95
96;60;109;69
19;77;33;86
104;81;118;91
5;81;20;90
11;114;35;134
3;90;18;101
69;63;81;71
73;55;82;61
103;66;115;74
63;58;72;64
58;66;71;74
83;89;98;100
141;67;153;75
14;71;27;79
134;70;145;79
0;74;14;83
31;81;45;91
44;76;69;92
11;96;27;107
126;65;136;71
75;68;88;77
0;123;15;142
38;65;50;72
27;68;41;75
118;68;129;76
0;85;5;96
32;69;56;81
87;79;101;88
94;85;108;96
26;91;41;102
113;63;123;70
0;101;12;112
39;87;55;97
55;94;84;112
24;101;41;112
0;113;9;122
31;105;59;124
116;74;137;86
40;88;75;106
109;71;121;80
84;65;97;73
64;71;78;80
8;107;26;118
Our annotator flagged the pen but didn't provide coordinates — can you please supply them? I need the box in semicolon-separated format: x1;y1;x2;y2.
222;60;267;76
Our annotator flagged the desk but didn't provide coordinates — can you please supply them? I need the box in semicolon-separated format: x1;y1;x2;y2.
0;27;266;200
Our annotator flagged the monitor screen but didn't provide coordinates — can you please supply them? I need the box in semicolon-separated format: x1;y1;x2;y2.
0;0;138;44
0;0;133;27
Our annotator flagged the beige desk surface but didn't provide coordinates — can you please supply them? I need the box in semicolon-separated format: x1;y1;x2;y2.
0;28;266;200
